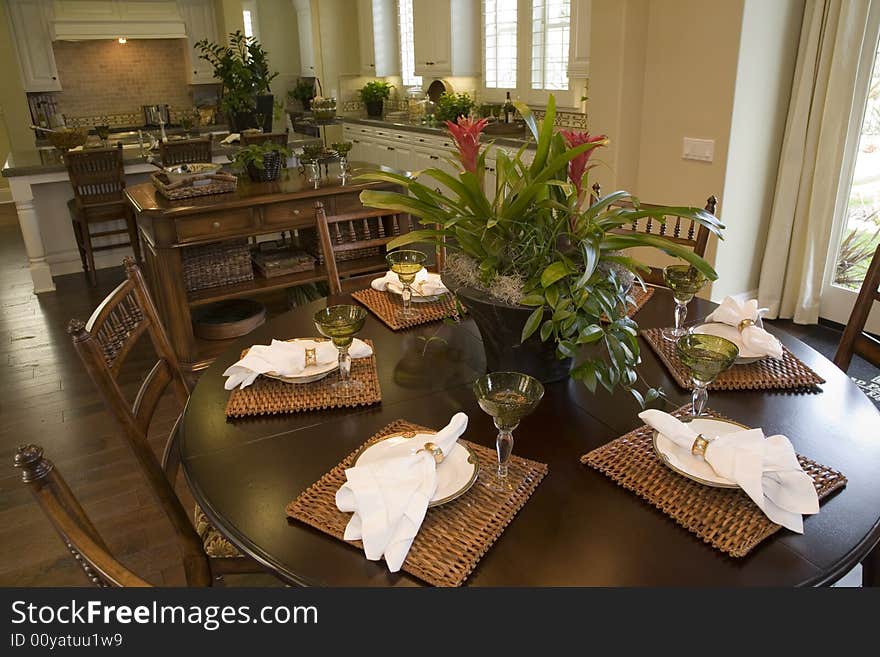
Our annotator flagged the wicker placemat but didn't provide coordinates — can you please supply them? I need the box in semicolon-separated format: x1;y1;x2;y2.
641;327;825;391
351;288;461;331
224;340;380;418
286;419;548;586
580;405;846;557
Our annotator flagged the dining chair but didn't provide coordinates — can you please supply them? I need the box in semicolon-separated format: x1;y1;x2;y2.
14;444;157;587
67;258;263;585
240;131;289;148
159;137;213;167
833;244;880;371
591;182;718;286
315;200;415;294
65;144;141;286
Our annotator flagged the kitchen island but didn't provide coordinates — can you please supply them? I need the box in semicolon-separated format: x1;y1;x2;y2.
125;162;405;369
2;130;321;293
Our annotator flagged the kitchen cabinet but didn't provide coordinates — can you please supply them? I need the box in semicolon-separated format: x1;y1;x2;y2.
357;0;399;78
412;0;479;78
293;0;318;77
177;0;217;85
6;0;61;92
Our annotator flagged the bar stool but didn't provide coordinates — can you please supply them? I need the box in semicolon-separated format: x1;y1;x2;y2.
159;137;213;167
65;144;141;286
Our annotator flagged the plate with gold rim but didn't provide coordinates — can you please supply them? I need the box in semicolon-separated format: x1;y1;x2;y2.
262;338;338;385
352;431;479;507
651;417;751;489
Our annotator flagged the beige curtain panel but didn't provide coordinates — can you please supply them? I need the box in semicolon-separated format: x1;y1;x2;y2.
758;0;880;323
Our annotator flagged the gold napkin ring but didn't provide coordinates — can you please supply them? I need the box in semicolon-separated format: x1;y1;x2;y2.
304;347;317;368
417;442;444;464
737;318;756;332
691;433;709;457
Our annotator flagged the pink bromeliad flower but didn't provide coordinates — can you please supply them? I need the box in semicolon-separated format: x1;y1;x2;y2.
445;117;489;174
560;130;608;199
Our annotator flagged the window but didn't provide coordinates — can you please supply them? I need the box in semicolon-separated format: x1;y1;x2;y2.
398;0;422;87
531;0;570;91
242;2;260;41
484;0;518;89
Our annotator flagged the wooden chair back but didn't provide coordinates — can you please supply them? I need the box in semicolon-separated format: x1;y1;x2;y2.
65;144;126;208
241;131;289;148
591;182;718;285
159;137;213;167
14;444;151;587
834;244;880;371
315;201;414;294
67;258;210;586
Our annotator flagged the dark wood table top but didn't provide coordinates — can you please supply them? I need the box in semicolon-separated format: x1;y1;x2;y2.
179;288;880;586
125;162;398;217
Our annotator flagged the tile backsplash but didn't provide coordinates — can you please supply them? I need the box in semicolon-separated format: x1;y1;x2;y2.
51;39;200;126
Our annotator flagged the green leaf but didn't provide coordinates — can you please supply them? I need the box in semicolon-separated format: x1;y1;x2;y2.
578;324;604;344
386;229;447;251
541;261;570;288
600;233;719;280
545;284;560;308
521;306;544;341
519;294;546;307
529;95;556;176
540;319;554;342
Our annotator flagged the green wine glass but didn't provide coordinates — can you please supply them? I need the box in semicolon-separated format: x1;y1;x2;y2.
662;264;708;342
675;334;739;417
313;305;367;395
386;250;427;320
473;372;545;492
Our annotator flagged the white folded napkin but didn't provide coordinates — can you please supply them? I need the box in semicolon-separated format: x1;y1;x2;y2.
371;268;448;298
705;297;783;359
221;133;240;144
222;338;373;390
335;413;469;572
639;410;819;532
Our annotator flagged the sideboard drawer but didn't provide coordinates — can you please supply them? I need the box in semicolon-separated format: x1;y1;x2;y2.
263;198;318;227
175;209;254;243
334;192;369;216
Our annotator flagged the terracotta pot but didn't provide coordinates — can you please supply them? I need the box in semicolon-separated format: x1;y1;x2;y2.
442;275;572;384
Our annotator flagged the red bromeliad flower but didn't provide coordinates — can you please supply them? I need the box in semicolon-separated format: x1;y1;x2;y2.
560;130;608;198
445;117;489;174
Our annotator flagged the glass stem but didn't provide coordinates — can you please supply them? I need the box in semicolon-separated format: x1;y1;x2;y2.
337;344;351;383
674;300;687;334
692;380;708;417
496;429;514;480
402;283;412;315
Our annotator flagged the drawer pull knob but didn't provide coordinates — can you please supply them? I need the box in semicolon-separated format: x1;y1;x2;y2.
293;209;301;215
212;221;220;229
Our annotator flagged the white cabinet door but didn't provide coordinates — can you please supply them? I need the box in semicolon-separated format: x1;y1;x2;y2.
357;0;377;75
293;0;318;77
178;0;217;85
7;0;61;92
413;0;477;77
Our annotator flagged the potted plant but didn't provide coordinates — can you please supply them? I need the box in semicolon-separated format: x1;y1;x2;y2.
360;80;394;118
229;142;291;183
357;95;723;401
288;78;316;112
196;31;279;132
434;92;475;123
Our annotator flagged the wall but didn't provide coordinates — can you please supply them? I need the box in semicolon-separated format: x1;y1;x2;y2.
51;39;193;120
712;0;804;300
0;1;35;202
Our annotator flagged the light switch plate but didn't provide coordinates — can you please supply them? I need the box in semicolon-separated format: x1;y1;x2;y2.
682;137;714;163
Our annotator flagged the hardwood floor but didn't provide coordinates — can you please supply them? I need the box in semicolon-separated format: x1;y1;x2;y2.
0;204;284;586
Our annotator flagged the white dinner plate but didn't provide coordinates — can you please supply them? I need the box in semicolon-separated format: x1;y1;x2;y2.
262;338;338;384
692;322;765;364
386;283;445;304
353;432;479;507
652;417;751;489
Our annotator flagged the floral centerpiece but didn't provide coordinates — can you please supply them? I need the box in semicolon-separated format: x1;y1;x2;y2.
357;96;723;401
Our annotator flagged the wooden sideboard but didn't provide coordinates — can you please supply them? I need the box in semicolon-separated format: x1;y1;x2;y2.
125;163;406;369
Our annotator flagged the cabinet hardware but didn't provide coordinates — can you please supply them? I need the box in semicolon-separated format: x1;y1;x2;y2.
292;209;301;215
387;146;394;151
212;221;220;229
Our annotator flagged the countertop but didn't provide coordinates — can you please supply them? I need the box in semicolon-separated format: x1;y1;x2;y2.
2;130;321;178
341;116;537;150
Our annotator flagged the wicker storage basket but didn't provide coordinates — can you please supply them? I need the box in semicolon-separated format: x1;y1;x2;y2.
182;239;254;293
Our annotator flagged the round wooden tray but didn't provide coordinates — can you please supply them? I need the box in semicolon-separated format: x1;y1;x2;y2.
192;299;266;340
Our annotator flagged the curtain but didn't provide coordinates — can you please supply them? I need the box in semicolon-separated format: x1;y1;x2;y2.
758;0;880;323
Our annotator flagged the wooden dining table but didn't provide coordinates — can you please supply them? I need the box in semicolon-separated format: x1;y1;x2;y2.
178;288;880;586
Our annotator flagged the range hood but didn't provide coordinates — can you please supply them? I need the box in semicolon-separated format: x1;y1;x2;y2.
51;0;186;41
